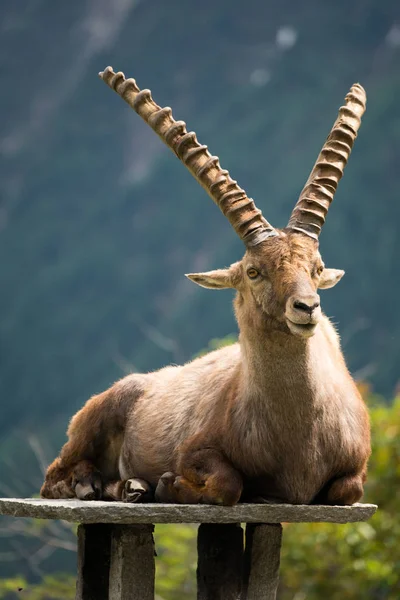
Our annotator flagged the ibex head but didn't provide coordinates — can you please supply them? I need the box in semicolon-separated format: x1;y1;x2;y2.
100;69;365;339
187;233;343;338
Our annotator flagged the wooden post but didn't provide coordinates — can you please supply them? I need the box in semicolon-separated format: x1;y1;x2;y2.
197;523;244;600
75;524;112;600
108;524;155;600
242;523;283;600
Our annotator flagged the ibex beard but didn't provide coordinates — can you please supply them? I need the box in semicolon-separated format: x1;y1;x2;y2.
40;70;371;507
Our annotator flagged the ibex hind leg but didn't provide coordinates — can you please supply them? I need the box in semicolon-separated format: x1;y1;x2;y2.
313;472;365;506
41;381;144;500
40;458;102;500
40;459;75;499
41;462;153;503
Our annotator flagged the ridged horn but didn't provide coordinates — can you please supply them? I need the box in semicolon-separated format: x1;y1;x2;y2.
99;66;277;247
287;83;367;240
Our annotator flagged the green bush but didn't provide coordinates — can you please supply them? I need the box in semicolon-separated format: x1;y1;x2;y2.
0;575;75;600
155;524;197;600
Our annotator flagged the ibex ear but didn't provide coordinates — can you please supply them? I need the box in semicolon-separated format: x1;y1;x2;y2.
318;268;345;289
186;269;234;290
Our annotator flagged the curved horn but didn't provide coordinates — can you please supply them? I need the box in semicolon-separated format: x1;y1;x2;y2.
99;66;277;247
287;83;367;240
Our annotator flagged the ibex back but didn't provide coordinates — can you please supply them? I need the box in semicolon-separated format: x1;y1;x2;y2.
41;69;370;506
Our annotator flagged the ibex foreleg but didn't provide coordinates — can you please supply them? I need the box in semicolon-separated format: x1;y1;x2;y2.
155;438;243;506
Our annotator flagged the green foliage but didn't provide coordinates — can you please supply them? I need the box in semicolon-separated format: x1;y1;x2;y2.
194;334;238;358
155;525;197;600
0;575;75;600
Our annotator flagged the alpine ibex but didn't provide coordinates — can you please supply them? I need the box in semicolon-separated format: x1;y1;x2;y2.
41;67;371;506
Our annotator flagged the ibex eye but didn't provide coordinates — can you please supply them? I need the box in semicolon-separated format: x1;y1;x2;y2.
247;268;259;279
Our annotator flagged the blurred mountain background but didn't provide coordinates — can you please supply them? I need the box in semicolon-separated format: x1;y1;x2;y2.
0;0;399;598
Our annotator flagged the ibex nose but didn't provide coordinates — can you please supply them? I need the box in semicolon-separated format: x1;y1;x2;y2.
293;298;320;315
287;293;321;325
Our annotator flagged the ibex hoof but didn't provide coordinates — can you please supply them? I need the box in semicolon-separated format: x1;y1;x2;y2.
123;478;153;503
75;483;95;500
74;472;102;501
154;472;176;503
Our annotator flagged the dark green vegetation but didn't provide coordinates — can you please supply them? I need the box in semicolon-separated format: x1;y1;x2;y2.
0;0;399;597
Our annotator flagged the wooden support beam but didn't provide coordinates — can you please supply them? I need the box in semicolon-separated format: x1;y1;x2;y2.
242;523;283;600
109;524;155;600
197;523;244;600
76;524;112;600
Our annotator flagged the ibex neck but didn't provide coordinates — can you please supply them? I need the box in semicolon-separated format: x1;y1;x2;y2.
238;320;333;404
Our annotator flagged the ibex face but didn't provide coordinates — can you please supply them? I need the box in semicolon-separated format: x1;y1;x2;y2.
187;232;344;338
99;69;365;339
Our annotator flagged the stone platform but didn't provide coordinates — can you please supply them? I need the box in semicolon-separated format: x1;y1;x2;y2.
0;497;376;524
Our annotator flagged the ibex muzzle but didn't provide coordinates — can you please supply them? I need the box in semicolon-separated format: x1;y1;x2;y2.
286;281;321;337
